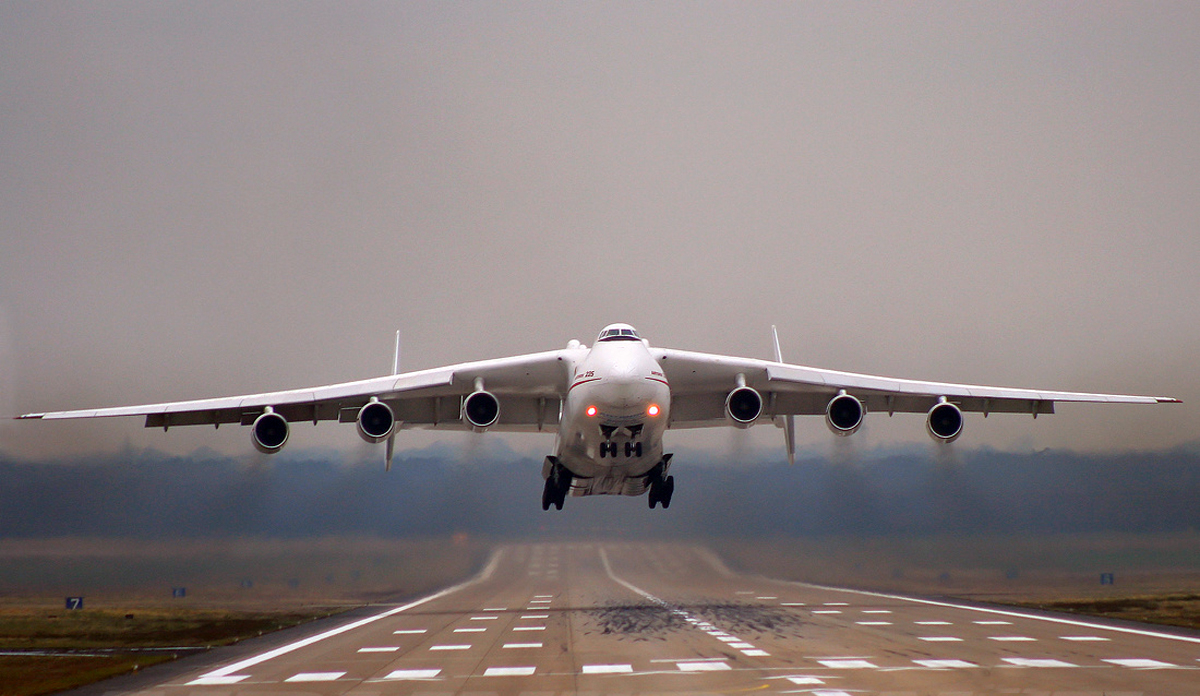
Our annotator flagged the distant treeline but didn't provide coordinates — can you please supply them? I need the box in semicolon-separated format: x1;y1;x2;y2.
1;445;1198;538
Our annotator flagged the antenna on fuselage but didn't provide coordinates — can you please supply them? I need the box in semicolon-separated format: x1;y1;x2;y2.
772;325;796;465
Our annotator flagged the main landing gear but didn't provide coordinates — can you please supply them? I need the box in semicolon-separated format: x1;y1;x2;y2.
647;455;675;510
541;456;571;511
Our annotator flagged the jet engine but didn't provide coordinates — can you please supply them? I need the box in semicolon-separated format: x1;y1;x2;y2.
251;408;289;454
356;399;395;443
926;400;964;443
725;386;763;427
825;392;864;436
462;390;500;431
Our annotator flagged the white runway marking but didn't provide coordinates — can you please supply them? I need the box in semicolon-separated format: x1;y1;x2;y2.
429;644;472;651
533;594;554;599
483;666;536;676
856;621;892;626
503;642;542;649
813;610;842;614
521;613;549;619
582;663;633;674
512;625;546;631
285;672;345;682
973;620;1010;625
186;676;248;685
677;661;732;671
484;607;506;611
824;602;849;606
918;636;963;642
382;668;441;680
780;601;806;606
729;642;755;649
454;627;487;633
1061;635;1110;641
1104;658;1177;668
796;579;1200;645
756;596;778;600
392;629;427;634
470;615;499;620
786;676;825;684
818;659;877;669
914;659;976;668
989;635;1036;642
190;550;503;682
1003;658;1076;668
357;646;400;653
861;609;891;614
742;648;771;657
915;620;951;625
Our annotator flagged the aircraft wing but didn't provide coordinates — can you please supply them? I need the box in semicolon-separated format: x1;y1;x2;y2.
655;347;1180;428
17;349;575;433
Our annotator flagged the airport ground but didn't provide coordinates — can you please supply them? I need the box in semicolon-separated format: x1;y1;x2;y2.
1;533;1198;696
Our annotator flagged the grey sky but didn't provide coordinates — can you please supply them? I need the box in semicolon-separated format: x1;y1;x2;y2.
1;2;1196;458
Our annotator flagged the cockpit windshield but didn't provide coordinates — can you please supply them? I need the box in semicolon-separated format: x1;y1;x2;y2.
597;325;641;342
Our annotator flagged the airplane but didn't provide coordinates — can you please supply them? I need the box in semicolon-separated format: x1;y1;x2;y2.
17;323;1180;511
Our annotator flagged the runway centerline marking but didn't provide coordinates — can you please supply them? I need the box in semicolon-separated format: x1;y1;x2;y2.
192;550;503;681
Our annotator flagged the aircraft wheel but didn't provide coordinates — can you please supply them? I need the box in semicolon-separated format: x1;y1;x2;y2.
541;478;555;511
661;476;675;509
647;482;659;509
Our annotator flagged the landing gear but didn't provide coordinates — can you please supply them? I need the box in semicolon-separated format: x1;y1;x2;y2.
541;456;571;511
646;455;675;510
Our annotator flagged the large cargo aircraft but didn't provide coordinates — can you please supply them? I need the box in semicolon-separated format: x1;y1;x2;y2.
18;323;1178;510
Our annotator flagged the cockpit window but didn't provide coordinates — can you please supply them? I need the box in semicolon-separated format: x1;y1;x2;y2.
598;326;641;342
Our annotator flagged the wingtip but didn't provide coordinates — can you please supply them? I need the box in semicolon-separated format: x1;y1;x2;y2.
14;413;45;420
1158;397;1183;404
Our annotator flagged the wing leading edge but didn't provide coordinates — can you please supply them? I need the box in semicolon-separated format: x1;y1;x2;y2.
18;348;577;433
656;347;1178;428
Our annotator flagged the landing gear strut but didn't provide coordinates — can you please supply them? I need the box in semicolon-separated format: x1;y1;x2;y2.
541;456;571;511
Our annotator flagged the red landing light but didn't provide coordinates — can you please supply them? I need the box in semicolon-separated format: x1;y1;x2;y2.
586;405;598;417
647;404;660;417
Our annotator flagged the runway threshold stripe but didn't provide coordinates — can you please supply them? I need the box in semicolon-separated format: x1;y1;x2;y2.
285;672;345;682
483;666;536;676
194;550;504;680
582;663;633;674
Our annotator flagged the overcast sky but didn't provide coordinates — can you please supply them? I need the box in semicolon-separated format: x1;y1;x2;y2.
1;2;1196;458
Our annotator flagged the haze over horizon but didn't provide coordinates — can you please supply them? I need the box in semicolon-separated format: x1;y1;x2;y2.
2;3;1197;459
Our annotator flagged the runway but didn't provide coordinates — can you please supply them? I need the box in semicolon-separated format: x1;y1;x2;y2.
114;542;1199;695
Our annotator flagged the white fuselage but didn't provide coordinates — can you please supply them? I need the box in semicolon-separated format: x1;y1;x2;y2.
557;338;670;495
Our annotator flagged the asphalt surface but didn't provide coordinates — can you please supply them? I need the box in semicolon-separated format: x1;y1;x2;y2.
84;542;1200;695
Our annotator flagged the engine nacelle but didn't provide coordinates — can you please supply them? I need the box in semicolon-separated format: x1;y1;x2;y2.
251;409;289;454
725;386;763;427
825;392;864;436
356;399;395;443
462;390;500;431
926;400;964;443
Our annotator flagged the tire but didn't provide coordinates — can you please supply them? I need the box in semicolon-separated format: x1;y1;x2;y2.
541;478;554;511
661;476;675;509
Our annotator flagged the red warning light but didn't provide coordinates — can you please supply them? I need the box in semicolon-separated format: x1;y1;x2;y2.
586;405;598;417
647;404;660;417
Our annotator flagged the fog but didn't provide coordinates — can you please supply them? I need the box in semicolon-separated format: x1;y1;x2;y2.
2;444;1197;540
1;3;1198;460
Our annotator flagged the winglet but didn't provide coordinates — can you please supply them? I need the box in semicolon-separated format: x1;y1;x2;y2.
771;325;784;363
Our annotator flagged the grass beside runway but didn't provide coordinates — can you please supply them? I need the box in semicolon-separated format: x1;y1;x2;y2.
0;608;325;696
0;536;485;696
